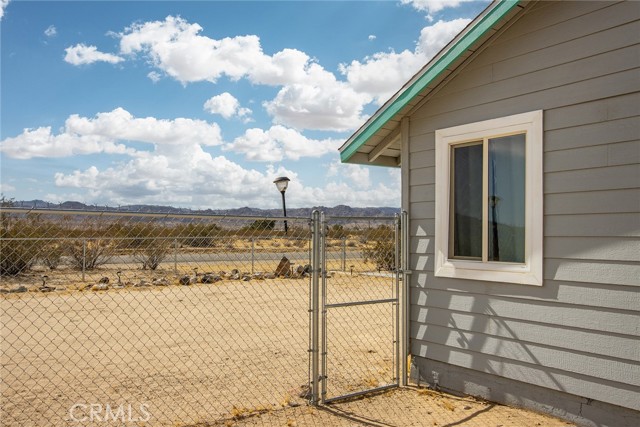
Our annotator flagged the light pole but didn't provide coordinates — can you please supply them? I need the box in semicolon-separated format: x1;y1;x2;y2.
273;176;290;234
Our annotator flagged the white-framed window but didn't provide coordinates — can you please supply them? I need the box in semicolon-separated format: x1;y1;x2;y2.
434;110;543;286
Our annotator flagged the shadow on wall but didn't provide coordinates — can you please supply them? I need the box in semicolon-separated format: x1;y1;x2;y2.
409;223;568;402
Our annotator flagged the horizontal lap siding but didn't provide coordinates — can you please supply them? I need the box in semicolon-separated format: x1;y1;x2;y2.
406;0;640;411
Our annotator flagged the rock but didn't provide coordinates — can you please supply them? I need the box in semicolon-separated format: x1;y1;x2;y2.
275;256;291;277
39;286;56;293
264;273;276;280
179;275;191;286
241;274;251;281
92;283;109;291
152;277;170;286
98;277;109;284
112;284;125;289
297;384;312;399
252;272;264;280
293;264;311;278
229;272;240;280
201;273;221;284
136;280;150;287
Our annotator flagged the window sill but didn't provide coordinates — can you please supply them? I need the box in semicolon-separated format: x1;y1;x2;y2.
435;260;543;286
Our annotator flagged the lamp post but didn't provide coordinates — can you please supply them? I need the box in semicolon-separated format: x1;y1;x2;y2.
273;176;290;234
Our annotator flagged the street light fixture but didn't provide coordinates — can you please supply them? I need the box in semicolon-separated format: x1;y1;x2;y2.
273;176;290;234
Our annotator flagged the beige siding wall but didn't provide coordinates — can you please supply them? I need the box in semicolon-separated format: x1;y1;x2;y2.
407;1;640;411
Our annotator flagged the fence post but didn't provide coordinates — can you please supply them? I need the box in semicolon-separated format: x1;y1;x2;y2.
401;210;410;386
82;238;86;282
173;238;178;274
394;213;401;386
310;211;321;405
341;237;346;271
320;212;327;404
251;238;255;275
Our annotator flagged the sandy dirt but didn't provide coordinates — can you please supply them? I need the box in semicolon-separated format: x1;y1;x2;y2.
1;272;397;426
1;265;571;427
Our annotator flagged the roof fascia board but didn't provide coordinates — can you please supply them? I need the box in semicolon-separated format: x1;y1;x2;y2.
340;0;521;163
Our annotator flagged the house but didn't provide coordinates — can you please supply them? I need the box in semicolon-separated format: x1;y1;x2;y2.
339;1;640;426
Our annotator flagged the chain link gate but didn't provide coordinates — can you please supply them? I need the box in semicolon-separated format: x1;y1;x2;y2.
309;211;406;404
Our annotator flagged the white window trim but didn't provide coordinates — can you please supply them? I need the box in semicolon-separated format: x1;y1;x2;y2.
434;110;543;286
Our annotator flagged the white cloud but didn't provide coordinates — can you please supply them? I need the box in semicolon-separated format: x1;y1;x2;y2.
0;182;16;193
368;35;377;41
0;108;223;159
204;92;252;120
119;17;311;86
147;71;162;83
0;127;134;159
416;18;471;58
226;125;341;162
0;0;9;21
44;25;57;37
339;18;470;104
117;16;371;131
52;156;399;209
401;0;480;16
64;43;124;65
327;159;371;190
264;80;372;131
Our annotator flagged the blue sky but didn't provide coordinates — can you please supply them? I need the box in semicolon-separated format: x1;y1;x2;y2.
1;0;488;209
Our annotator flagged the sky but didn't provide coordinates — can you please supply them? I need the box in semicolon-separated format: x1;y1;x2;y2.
1;0;489;210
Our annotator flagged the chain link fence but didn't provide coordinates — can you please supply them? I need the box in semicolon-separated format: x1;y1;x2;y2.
0;207;402;426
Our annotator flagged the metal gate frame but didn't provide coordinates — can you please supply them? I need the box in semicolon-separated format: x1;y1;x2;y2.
308;210;409;405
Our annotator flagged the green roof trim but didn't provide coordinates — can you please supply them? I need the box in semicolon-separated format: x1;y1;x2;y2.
340;0;521;163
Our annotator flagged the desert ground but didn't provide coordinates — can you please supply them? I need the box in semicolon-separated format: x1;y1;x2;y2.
1;259;397;426
1;250;571;427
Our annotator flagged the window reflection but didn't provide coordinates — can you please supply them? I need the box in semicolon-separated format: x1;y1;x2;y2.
488;135;525;263
451;143;483;259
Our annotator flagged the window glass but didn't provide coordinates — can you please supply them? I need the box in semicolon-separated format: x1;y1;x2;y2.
488;134;525;263
452;143;483;259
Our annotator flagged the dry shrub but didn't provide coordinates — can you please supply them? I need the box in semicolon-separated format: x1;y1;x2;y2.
41;243;64;270
0;207;43;276
67;239;113;270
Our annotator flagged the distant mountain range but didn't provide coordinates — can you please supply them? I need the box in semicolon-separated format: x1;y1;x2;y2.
10;200;400;218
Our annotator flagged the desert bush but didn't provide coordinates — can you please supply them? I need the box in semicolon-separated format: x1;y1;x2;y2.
286;226;310;239
41;243;65;270
327;224;347;239
247;219;275;231
362;239;397;271
178;223;221;247
67;239;113;270
0;231;40;276
0;199;42;276
134;240;171;270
